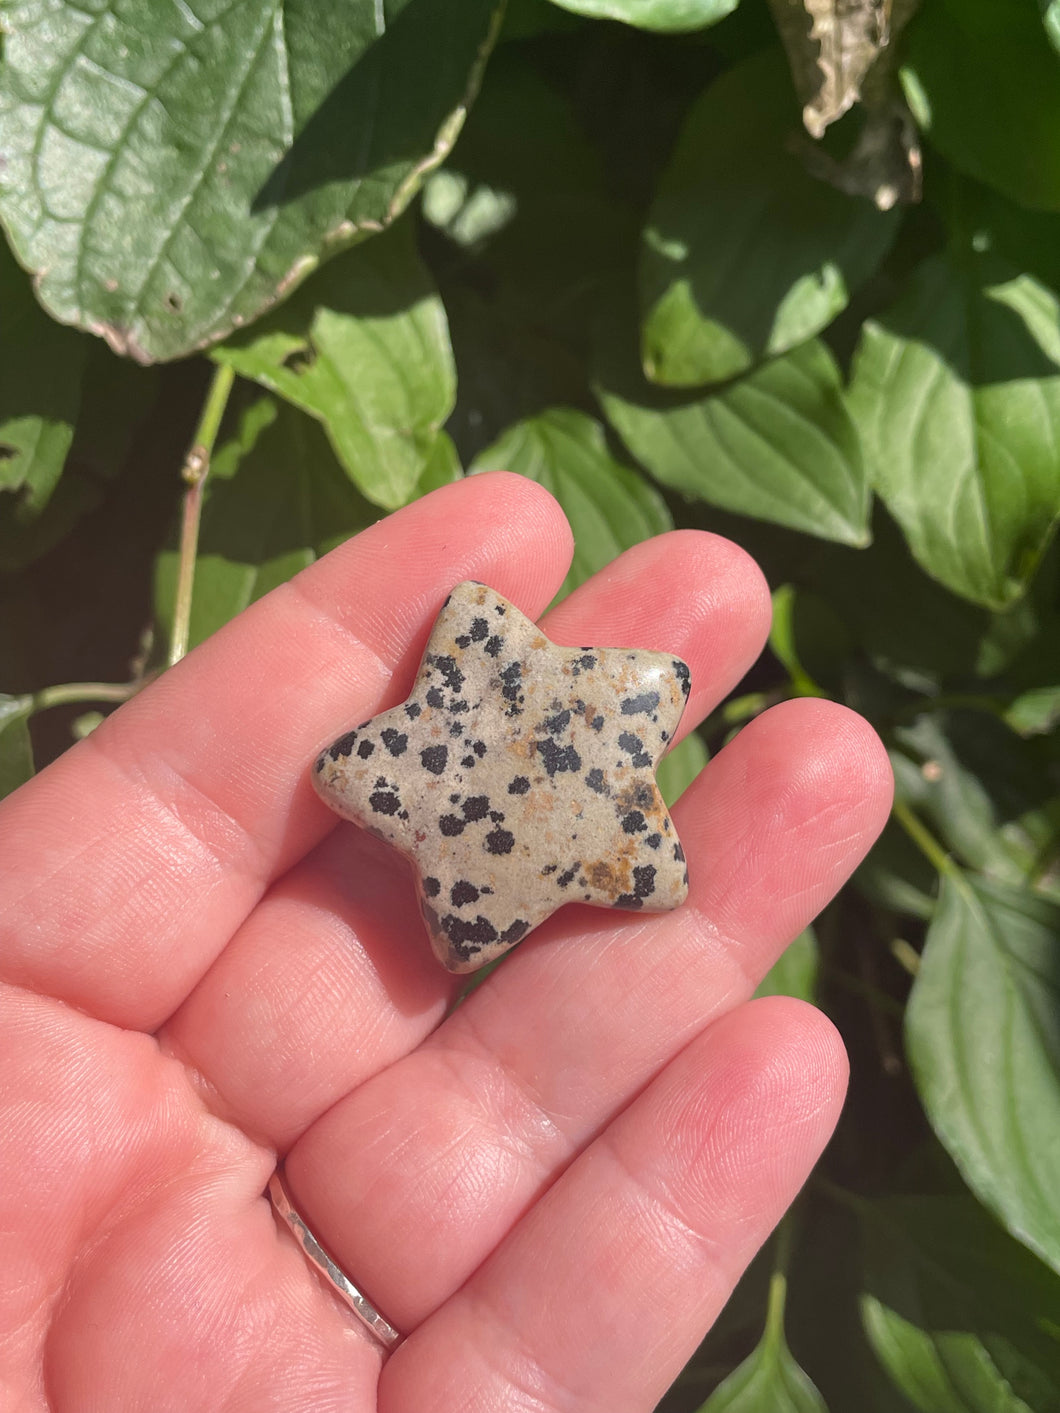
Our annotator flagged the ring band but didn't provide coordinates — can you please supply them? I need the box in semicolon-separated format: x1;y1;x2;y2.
268;1170;402;1351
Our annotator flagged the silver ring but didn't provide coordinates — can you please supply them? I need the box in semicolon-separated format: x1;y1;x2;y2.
268;1170;402;1351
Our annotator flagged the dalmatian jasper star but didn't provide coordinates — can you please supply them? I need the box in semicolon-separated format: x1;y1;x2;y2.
312;582;692;973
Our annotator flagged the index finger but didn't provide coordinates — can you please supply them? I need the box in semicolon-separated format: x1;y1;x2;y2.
0;473;573;1031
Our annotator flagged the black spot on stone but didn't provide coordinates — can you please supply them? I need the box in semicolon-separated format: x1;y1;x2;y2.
473;741;487;757
429;653;465;694
618;731;651;768
557;864;579;888
461;754;476;768
508;775;531;795
449;722;464;737
542;864;558;875
586;768;608;795
328;730;359;760
673;841;686;862
442;913;499;953
381;728;408;757
469;617;489;641
622;691;661;716
439;814;465;836
614;893;644;909
421;745;448;775
423;876;440;897
455;634;471;648
646;833;662;850
398;809;409;820
450;880;480;907
542;708;571;735
484;635;503;657
374;776;388;788
449;700;469;714
314;752;327;773
489;810;505;823
450;793;461;803
485;828;515;855
501;919;529;945
591;715;604;732
673;660;691;697
579;653;597;670
369;791;401;816
622;810;648;834
660;730;669;743
535;738;582;777
462;795;490;822
499;661;523;711
633;865;657;898
494;603;506;615
426;687;444;709
405;702;421;719
356;739;375;760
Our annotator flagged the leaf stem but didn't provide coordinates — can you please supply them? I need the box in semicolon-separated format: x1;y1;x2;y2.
168;363;236;667
31;681;138;712
891;799;958;879
763;1216;794;1348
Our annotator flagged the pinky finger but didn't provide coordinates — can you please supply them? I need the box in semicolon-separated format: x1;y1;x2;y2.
381;996;847;1413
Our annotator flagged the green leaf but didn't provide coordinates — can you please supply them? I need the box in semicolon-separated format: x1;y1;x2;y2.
214;221;456;509
1006;686;1060;739
0;0;498;362
154;397;381;656
848;252;1060;609
770;584;829;697
657;729;709;807
700;1323;829;1412
902;0;1060;212
0;694;34;800
755;926;819;1003
544;0;739;34
640;51;898;387
1044;1;1060;55
0;335;158;571
860;1195;1060;1413
469;408;673;599
597;320;870;545
892;712;1059;898
799;513;1045;690
0;237;87;536
905;874;1060;1275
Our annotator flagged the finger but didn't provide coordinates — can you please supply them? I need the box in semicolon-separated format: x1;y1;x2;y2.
161;530;772;1149
381;997;848;1413
0;473;573;1030
285;699;890;1328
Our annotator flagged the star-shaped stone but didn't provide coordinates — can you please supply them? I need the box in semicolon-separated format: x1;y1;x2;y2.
312;582;691;973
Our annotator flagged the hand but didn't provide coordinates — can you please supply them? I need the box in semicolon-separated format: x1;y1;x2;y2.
0;474;891;1412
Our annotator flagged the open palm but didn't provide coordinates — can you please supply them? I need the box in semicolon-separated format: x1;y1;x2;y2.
1;474;891;1412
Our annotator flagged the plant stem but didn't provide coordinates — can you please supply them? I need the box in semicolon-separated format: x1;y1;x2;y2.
891;798;957;878
890;936;922;977
32;681;138;712
763;1216;794;1347
168;363;236;667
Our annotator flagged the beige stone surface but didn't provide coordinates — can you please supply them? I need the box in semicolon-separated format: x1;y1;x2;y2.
313;582;691;972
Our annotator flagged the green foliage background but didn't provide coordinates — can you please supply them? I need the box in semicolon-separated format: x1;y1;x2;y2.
2;0;1060;1405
